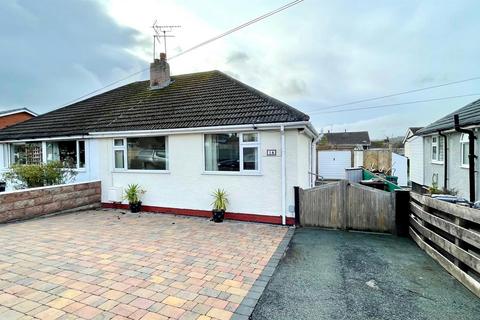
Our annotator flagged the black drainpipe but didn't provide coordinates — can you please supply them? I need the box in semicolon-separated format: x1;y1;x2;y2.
438;130;448;190
454;114;477;202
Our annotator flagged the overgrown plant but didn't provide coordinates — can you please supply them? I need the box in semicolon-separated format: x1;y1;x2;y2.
123;184;145;204
3;161;77;189
211;188;229;211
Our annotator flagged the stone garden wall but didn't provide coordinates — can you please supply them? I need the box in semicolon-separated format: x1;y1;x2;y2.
0;181;101;223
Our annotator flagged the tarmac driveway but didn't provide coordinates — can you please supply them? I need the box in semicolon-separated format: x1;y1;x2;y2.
252;228;480;320
0;210;288;320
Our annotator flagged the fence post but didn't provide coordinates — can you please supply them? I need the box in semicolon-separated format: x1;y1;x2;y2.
294;186;300;226
394;189;410;236
339;180;349;229
454;217;468;271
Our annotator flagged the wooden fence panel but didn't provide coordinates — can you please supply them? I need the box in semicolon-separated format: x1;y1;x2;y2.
347;183;395;232
409;193;480;298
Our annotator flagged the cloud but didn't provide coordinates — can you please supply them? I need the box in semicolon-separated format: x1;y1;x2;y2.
2;0;480;139
0;0;144;113
226;51;250;64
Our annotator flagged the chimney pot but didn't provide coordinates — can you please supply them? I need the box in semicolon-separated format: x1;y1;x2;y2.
160;52;166;60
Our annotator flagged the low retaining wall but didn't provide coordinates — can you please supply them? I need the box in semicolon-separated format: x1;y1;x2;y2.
0;180;101;223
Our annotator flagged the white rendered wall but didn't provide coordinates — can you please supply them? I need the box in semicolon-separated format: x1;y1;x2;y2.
96;129;307;217
404;135;424;185
392;152;408;186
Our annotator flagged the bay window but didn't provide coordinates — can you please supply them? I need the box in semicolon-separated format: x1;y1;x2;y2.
460;133;469;167
204;132;260;173
113;136;168;171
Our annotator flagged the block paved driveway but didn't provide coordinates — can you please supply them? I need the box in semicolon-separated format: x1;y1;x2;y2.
0;210;287;320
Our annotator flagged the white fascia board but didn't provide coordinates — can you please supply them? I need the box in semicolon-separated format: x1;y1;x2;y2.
0;135;88;143
420;124;480;136
0;121;318;142
0;109;38;117
88;121;314;138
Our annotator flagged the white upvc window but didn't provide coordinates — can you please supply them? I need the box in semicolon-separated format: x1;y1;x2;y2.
11;142;43;165
431;135;444;163
113;136;169;171
204;132;260;174
113;138;126;170
46;140;86;170
460;133;469;168
11;140;86;169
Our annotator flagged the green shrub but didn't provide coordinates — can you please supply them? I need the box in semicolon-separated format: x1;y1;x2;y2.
3;161;77;189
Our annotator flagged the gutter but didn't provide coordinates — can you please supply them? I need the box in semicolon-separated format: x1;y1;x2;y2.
438;130;448;190
454;114;477;202
0;121;317;143
88;121;315;137
419;124;480;136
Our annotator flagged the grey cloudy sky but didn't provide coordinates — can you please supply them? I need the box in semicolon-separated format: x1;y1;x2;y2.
1;0;480;138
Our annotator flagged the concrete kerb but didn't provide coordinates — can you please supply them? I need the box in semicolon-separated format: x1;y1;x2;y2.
232;227;295;320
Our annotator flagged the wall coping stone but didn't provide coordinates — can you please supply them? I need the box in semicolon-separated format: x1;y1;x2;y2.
0;180;101;195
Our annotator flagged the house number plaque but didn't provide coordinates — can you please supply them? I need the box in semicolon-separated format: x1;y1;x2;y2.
266;149;277;156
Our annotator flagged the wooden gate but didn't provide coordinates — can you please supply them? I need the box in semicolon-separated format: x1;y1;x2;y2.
298;180;395;233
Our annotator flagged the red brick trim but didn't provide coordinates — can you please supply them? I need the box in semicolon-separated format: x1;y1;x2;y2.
101;203;295;225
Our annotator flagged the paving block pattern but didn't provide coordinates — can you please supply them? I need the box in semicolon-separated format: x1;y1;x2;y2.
0;210;287;319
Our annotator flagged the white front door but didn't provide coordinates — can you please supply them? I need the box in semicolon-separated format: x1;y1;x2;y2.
318;150;352;180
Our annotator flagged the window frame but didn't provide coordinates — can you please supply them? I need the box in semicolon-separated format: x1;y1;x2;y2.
10;142;44;165
45;140;86;171
9;140;87;171
203;132;261;175
112;136;170;173
431;135;444;164
460;133;469;168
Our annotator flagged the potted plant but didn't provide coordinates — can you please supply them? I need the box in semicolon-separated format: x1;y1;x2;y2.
124;184;145;213
211;188;228;223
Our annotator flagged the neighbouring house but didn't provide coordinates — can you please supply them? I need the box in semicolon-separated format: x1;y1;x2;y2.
0;108;37;129
316;131;370;180
0;53;317;225
414;98;479;201
403;127;424;190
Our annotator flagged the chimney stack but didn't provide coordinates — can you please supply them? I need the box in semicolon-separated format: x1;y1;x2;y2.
150;52;170;89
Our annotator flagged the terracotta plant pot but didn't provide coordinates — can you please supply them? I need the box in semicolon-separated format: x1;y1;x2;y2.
129;201;142;213
212;209;225;223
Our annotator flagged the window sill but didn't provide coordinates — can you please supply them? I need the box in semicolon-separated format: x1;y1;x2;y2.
431;160;444;165
460;165;469;169
112;170;170;174
202;171;262;176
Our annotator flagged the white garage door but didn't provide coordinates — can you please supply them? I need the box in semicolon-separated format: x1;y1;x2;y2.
318;150;352;180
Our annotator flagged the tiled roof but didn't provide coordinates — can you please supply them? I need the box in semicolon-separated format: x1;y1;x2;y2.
324;131;371;146
0;70;309;140
417;98;480;135
408;127;422;134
